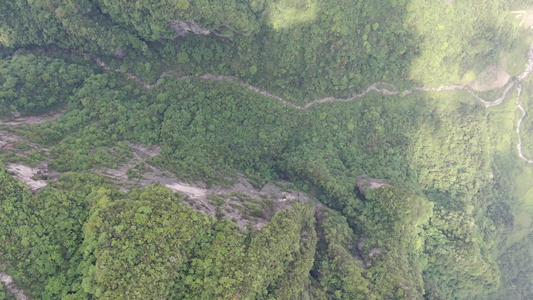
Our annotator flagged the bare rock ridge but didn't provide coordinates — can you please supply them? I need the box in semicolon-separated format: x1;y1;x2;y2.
94;144;309;230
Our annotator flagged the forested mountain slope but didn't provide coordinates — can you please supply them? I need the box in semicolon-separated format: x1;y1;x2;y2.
1;0;533;299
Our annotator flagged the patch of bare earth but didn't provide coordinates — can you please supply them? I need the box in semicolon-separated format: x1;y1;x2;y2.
511;10;533;28
0;272;29;300
164;182;206;198
524;14;533;29
101;162;208;196
101;155;307;229
467;65;510;91
1;122;57;192
0;130;21;149
0;108;66;126
0;126;49;154
97;144;208;198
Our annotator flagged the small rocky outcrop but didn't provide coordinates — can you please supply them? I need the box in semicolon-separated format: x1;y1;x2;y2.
356;175;389;194
6;163;48;192
170;20;212;37
114;48;127;58
0;272;29;300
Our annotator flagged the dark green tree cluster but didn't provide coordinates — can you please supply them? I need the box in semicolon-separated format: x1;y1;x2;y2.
310;208;372;300
0;0;138;53
0;54;91;113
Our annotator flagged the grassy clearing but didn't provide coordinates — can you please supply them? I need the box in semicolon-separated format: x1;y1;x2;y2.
484;14;533;244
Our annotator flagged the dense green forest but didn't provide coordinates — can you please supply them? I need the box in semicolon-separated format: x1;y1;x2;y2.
1;0;533;299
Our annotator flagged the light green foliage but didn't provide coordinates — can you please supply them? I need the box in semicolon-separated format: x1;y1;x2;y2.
311;187;433;300
1;56;516;299
423;205;501;299
267;0;318;30
0;166;316;299
0;285;15;300
177;52;189;64
355;187;432;299
406;0;515;85
81;185;222;299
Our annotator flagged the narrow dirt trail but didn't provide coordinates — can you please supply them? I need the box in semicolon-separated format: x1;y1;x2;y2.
0;272;28;300
9;42;533;165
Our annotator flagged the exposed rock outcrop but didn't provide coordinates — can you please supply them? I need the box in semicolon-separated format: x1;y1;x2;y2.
6;163;48;192
356;175;389;194
0;272;28;300
170;20;211;37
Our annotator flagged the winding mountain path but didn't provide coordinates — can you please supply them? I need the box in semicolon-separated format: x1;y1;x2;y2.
9;42;533;165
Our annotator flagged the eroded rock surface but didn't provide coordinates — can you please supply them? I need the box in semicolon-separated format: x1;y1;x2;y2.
356;175;389;194
6;163;47;192
0;273;28;300
170;20;211;37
